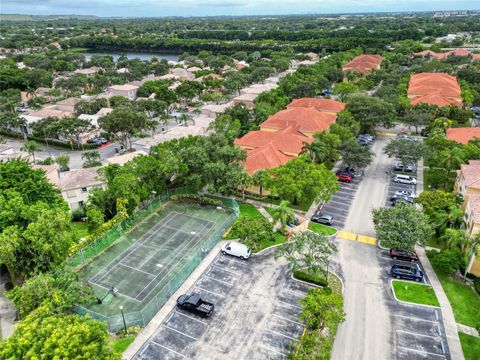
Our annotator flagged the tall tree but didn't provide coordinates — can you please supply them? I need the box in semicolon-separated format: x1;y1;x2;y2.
271;200;295;231
82;151;103;168
346;95;395;133
384;138;426;170
340;138;373;169
20;140;41;164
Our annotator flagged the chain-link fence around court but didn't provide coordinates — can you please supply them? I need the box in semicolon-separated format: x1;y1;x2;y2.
69;190;239;332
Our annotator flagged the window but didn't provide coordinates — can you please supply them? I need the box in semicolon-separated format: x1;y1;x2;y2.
81;187;88;193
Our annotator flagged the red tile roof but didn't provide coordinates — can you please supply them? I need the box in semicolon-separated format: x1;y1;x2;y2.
244;143;293;175
446;127;480;145
467;194;480;224
342;54;383;75
415;48;476;60
287;98;346;113
408;73;462;107
260;107;337;135
234;128;312;155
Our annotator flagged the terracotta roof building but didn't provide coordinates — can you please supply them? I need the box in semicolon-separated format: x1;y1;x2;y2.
260;107;337;137
446;128;480;145
287;98;346;114
414;48;479;61
244;143;294;175
342;54;383;75
407;73;462;107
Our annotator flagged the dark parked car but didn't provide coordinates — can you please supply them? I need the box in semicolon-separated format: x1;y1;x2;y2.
336;173;353;183
390;264;423;282
311;213;334;225
394;163;415;172
336;170;355;178
176;293;214;318
391;197;414;206
389;248;418;262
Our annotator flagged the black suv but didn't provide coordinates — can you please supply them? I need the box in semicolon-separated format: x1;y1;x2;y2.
390;264;423;282
389;248;418;262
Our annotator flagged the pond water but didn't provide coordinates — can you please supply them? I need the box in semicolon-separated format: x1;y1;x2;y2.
83;51;180;62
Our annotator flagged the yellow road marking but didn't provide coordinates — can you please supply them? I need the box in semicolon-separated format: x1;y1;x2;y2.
357;235;377;245
337;230;357;241
374;131;397;137
337;231;377;246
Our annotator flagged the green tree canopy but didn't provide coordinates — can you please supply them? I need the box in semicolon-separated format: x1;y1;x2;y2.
384;138;426;169
346;94;395;133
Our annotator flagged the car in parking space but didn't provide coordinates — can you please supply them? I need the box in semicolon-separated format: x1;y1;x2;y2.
394;163;415;172
221;241;251;260
390;195;414;203
391;197;414;206
393;174;417;185
390;264;423;282
395;190;415;198
336;170;355;178
336;173;353;183
176;293;214;318
311;213;334;225
389;248;419;262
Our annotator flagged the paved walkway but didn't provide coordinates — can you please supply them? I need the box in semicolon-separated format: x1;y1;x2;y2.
0;273;15;340
416;246;465;360
457;323;479;338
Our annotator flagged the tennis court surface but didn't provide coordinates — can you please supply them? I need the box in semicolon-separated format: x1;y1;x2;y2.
75;201;237;331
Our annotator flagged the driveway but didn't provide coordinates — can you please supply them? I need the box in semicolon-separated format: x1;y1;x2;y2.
134;252;310;360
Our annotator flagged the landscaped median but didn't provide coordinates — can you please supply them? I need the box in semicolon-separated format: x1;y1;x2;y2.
459;333;480;360
308;222;337;237
391;280;440;307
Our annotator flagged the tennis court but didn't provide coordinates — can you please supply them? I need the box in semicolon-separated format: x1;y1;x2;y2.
74;200;238;330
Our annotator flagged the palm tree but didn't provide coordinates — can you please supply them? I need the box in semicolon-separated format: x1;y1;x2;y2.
438;147;465;174
301;141;326;164
441;228;469;251
463;234;480;280
20;140;41;164
179;112;193;126
446;206;464;229
271;200;295;232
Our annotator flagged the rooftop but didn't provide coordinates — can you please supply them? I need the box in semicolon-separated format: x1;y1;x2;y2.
260;107;337;134
27;108;73;119
288;98;346;113
105;151;148;166
244;143;293;175
59;167;104;192
109;84;139;91
342;54;383;75
467;194;480;224
446;127;480;145
408;73;462;107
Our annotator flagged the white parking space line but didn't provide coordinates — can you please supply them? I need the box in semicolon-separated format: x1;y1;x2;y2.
265;328;296;340
435;309;439;321
272;313;305;326
437;324;442;337
193;286;226;298
258;344;287;356
416;263;427;284
397;346;446;358
211;264;241;276
149;341;186;358
441;340;445;354
396;329;442;340
173;311;207;325
163;324;198;341
204;274;233;286
277;299;302;310
393;314;438;324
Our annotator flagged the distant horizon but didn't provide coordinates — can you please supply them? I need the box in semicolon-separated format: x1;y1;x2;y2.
1;0;478;18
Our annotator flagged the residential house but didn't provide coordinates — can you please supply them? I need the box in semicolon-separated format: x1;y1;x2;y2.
446;128;480;145
201;101;234;118
287;98;346;114
108;84;139;100
168;68;195;81
464;194;480;276
305;52;320;61
74;67;101;77
105;150;148;166
96;107;114;116
342;54;383;76
233;93;257;108
454;160;480;209
55;97;81;113
407;73;462;107
414;48;480;61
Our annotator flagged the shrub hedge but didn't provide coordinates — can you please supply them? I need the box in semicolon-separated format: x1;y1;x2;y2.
169;194;223;207
294;269;329;287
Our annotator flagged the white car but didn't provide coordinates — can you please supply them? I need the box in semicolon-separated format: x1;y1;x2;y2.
395;190;416;198
221;241;251;260
394;174;417;185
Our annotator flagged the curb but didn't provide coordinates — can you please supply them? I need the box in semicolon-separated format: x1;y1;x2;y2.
377;240;389;250
291;270;345;294
306;227;338;238
389;279;440;309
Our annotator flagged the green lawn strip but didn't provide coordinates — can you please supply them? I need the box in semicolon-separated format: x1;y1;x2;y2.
434;270;480;329
391;280;440;307
243;195;313;212
238;202;263;218
459;332;480;360
253;232;287;253
111;336;135;355
71;221;89;238
425;237;445;249
293;269;342;294
308;222;337;236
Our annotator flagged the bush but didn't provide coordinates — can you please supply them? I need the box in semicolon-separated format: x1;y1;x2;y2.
474;277;480;296
71;208;86;221
40;157;54;165
227;215;275;249
427;248;465;275
294;270;328;287
169;194;222;207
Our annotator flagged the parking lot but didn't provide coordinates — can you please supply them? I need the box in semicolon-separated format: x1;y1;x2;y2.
134;252;311;360
316;175;362;229
384;171;417;209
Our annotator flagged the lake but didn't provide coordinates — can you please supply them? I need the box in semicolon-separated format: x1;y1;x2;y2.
83;51;180;62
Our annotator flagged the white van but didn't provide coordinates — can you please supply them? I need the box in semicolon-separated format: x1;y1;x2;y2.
394;174;417;185
221;241;251;260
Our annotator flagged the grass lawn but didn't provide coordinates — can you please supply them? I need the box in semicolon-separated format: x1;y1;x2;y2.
112;336;135;355
459;332;480;360
434;270;480;329
293;270;342;294
391;280;440;307
308;222;337;236
71;221;89;238
253;232;287;253
238;202;263;218
243;194;313;212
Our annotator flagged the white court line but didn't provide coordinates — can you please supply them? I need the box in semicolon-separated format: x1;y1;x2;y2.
150;340;186;358
173;311;207;325
271;313;305;327
89;281;141;302
393;314;438;324
264;328;296;340
118;263;157;277
163;324;198;340
211;264;241;276
203;274;233;286
193;286;226;298
277;299;302;311
135;220;211;301
397;346;446;358
257;343;287;357
396;329;442;340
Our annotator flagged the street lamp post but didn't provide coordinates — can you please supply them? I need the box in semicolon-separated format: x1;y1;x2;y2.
79;237;87;264
119;305;127;333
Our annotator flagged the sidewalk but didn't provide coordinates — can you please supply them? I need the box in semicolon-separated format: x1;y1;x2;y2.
416;246;465;360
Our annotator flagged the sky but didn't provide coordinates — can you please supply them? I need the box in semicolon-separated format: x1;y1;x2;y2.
1;0;478;17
